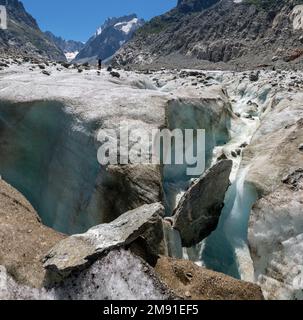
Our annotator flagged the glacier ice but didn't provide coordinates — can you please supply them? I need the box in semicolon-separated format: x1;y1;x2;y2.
0;250;171;300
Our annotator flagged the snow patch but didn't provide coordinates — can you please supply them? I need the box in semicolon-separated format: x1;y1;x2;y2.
65;51;79;62
115;18;139;34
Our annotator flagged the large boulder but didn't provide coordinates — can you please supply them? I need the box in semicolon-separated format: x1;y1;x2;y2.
43;203;165;278
0;179;65;288
102;164;164;222
173;160;233;247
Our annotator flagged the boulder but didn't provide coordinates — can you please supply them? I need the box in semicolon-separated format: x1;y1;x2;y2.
173;160;233;247
42;70;51;76
249;72;260;82
43;203;165;278
103;164;164;222
110;71;121;78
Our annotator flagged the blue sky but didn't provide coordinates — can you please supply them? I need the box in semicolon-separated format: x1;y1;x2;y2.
22;0;176;42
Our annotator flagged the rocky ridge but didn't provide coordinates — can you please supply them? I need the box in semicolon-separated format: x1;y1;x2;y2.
0;0;65;61
44;32;85;62
113;0;303;70
74;14;144;64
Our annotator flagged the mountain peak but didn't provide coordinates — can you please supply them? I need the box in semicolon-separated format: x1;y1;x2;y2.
95;14;143;36
74;14;145;63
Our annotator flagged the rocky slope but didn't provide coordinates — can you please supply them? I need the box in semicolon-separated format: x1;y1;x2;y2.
0;0;65;61
113;0;303;70
74;14;144;64
44;32;85;62
0;178;65;288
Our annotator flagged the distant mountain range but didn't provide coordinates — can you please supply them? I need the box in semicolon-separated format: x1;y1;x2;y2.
0;0;144;64
4;0;302;70
73;14;145;64
44;31;85;62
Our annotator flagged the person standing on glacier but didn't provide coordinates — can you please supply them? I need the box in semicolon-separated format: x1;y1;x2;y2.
98;58;102;70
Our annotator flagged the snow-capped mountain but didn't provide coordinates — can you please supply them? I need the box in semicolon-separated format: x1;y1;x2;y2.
44;31;85;62
74;14;144;63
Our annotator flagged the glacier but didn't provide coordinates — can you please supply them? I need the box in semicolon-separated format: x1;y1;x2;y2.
0;60;303;299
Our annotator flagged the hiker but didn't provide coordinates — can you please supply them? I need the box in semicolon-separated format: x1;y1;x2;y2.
98;58;102;70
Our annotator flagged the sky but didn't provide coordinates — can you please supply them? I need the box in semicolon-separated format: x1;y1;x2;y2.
21;0;177;42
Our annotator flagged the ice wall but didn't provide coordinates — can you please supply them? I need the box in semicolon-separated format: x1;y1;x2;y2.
0;101;103;234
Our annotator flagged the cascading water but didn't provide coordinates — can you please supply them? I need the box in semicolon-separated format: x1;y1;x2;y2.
201;167;258;280
179;71;273;279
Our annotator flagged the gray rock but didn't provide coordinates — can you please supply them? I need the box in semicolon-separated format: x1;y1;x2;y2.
249;72;260;82
104;164;163;222
61;63;71;69
231;151;238;158
110;71;121;78
43;203;165;278
299;143;303;151
173;160;232;247
282;168;303;191
42;70;51;76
